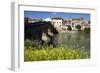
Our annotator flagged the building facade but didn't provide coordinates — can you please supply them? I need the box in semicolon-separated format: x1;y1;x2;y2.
51;17;63;29
64;18;90;30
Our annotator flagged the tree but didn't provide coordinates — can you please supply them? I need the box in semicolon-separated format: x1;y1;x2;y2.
24;17;29;24
67;25;72;31
84;28;90;33
75;25;81;31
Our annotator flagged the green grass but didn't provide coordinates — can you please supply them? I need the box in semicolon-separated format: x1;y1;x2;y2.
24;47;90;61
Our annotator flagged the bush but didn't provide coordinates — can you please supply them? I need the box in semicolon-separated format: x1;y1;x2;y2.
84;28;90;33
24;39;33;49
24;47;90;61
75;25;81;31
25;39;45;50
67;26;72;31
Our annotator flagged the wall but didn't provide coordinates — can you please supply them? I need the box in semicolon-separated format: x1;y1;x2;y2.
0;0;100;73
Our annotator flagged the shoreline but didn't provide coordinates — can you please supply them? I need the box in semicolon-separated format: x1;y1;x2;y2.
58;30;80;33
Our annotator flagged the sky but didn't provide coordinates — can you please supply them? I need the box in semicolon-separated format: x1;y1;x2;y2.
24;11;90;21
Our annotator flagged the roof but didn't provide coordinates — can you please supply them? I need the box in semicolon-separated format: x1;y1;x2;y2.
51;17;63;20
71;18;81;20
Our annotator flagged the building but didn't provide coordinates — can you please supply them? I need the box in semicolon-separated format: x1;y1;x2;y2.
64;18;90;30
51;17;63;29
70;18;81;30
81;19;90;30
63;19;72;26
25;17;90;31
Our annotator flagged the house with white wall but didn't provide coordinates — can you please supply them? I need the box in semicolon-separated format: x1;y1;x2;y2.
51;17;63;29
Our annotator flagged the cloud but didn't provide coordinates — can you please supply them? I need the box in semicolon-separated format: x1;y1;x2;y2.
43;18;52;21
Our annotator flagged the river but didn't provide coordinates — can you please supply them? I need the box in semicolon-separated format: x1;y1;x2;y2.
56;31;90;51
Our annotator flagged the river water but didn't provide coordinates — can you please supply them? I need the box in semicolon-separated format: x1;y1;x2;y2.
57;31;90;51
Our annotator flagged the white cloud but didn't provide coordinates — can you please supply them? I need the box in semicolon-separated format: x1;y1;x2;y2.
43;18;52;21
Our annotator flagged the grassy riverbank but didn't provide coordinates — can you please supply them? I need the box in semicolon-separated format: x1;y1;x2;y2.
24;47;90;61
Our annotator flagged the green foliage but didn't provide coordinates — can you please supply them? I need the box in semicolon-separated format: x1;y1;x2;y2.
67;26;72;31
75;25;81;31
24;47;89;61
24;39;33;49
84;28;90;33
24;39;42;50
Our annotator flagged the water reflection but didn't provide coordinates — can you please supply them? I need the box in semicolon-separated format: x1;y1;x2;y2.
57;31;90;51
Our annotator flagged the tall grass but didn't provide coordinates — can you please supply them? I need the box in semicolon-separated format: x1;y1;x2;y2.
24;47;90;61
24;30;90;61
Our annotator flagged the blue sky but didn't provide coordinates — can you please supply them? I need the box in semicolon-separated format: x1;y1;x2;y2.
24;11;90;21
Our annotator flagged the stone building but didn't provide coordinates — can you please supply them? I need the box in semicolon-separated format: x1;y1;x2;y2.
64;18;90;30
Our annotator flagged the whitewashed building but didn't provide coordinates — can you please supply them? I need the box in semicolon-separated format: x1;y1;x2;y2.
51;17;63;29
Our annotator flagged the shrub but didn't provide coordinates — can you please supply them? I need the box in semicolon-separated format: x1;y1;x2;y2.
24;39;33;49
24;47;90;61
84;28;90;33
75;25;81;31
67;26;72;31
